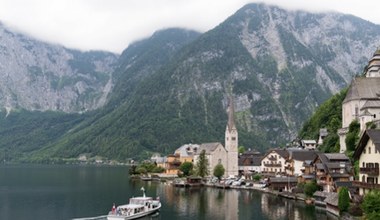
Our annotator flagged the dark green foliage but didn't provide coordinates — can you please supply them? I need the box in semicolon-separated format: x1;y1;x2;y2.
179;161;194;176
129;165;137;175
362;190;380;220
299;89;347;153
338;187;350;213
135;162;164;174
213;164;225;180
253;174;262;181
238;146;245;154
0;110;86;162
346;120;360;153
195;150;209;178
303;181;318;197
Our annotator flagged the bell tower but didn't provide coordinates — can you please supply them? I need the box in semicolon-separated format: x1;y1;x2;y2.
225;96;238;176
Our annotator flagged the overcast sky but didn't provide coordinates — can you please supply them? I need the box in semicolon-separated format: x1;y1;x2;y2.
1;0;379;54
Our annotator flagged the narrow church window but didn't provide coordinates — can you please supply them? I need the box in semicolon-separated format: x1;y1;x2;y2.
355;105;359;117
232;137;236;141
218;159;221;164
369;147;371;154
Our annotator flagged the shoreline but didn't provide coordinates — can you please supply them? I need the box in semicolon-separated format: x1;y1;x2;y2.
136;175;361;220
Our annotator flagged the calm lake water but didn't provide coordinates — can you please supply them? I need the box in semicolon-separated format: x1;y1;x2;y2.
0;164;337;220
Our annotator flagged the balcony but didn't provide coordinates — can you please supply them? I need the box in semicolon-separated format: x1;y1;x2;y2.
353;181;380;190
263;163;282;167
360;167;379;176
317;180;327;185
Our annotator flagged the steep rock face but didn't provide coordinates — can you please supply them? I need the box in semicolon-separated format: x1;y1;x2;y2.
123;3;380;150
0;23;118;113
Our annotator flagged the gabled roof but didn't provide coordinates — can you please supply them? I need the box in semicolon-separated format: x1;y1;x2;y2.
263;149;289;159
196;142;224;155
175;144;200;157
324;153;349;161
324;192;339;206
361;100;380;110
354;129;380;160
343;77;380;103
238;154;262;166
290;151;317;161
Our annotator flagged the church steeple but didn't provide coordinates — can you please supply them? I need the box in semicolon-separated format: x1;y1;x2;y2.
225;95;238;176
363;48;380;77
227;96;236;132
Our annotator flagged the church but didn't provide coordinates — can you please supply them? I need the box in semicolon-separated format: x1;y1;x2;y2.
338;49;380;152
193;97;239;177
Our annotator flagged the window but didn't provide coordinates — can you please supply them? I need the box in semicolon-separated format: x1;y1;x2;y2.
369;147;371;154
355;105;359;117
363;162;365;167
232;137;236;141
362;176;365;182
218;159;221;164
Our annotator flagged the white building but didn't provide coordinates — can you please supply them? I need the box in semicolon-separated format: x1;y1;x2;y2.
353;129;380;195
339;49;380;153
261;149;288;175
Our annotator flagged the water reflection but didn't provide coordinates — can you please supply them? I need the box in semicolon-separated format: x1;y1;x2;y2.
146;181;338;220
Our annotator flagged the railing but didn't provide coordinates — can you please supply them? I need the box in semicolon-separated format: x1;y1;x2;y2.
353;181;380;190
360;167;379;176
263;163;282;167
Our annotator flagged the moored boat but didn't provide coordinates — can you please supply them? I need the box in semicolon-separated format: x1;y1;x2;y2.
107;187;161;220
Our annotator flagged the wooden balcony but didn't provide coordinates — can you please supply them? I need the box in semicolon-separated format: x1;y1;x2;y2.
360;167;379;176
263;163;282;167
353;181;380;190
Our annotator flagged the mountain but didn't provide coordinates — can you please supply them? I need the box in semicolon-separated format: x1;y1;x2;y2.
3;3;380;162
0;28;201;162
0;22;118;113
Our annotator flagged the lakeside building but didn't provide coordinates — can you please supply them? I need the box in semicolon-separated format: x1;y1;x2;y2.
261;149;288;176
353;129;380;195
174;144;200;163
313;153;353;192
338;49;380;153
285;149;317;176
238;149;262;177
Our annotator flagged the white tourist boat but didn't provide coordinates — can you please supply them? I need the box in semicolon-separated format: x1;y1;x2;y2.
107;187;161;220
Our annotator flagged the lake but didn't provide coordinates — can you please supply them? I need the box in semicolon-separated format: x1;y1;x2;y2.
0;164;337;220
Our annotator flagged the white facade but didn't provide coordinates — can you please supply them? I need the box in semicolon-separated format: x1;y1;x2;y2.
225;97;238;177
339;49;380;153
261;150;287;174
354;130;380;196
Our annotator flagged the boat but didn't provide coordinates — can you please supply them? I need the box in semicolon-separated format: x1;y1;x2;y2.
107;187;161;220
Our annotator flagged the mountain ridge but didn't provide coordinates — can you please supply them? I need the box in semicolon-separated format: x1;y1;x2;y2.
1;3;380;162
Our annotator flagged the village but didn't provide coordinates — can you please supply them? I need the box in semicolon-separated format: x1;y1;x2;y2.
131;48;380;218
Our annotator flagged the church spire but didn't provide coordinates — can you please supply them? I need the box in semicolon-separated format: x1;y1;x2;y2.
227;96;236;132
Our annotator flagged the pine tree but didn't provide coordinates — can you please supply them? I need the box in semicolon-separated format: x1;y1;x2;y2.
338;187;350;213
195;150;209;178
